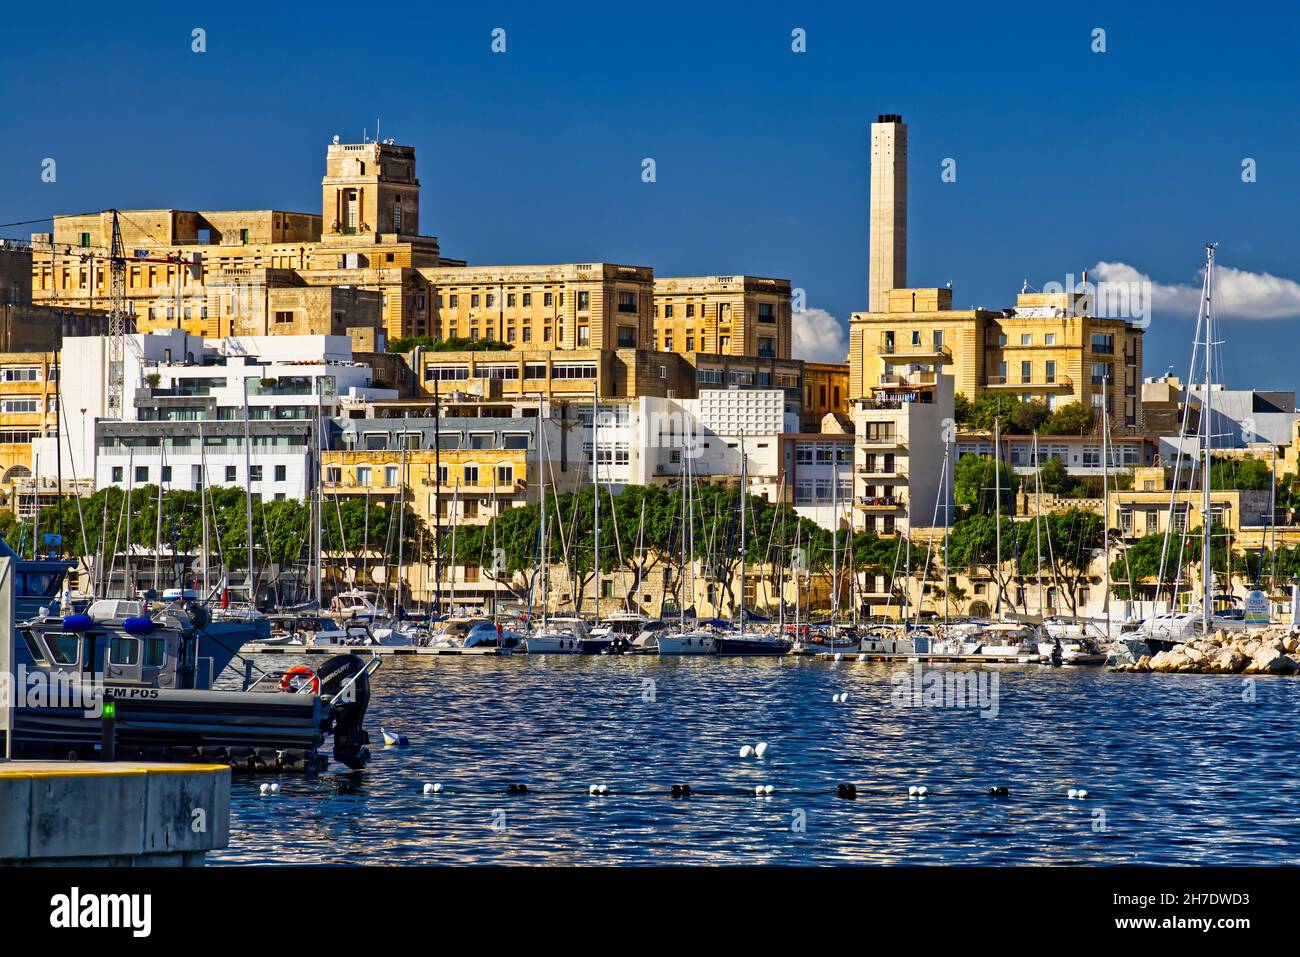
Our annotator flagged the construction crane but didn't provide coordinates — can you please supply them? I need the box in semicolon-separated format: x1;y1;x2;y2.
103;209;194;419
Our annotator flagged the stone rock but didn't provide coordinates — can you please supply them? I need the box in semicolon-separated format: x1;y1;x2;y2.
1246;646;1286;674
1182;645;1207;665
1134;655;1152;672
1213;648;1248;673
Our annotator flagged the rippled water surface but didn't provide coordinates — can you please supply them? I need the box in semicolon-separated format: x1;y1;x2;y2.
211;655;1300;865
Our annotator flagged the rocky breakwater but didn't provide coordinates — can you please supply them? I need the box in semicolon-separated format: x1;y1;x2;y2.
1113;629;1300;675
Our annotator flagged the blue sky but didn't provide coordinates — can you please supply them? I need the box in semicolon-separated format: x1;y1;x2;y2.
2;1;1298;386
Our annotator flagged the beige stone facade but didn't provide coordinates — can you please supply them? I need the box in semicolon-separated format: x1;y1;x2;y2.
849;288;1145;433
652;275;791;359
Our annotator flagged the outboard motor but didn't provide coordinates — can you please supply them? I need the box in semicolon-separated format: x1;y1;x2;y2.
316;653;372;770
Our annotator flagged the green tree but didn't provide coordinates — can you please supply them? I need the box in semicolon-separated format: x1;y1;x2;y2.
1041;402;1096;435
953;453;1019;517
1010;401;1051;434
965;393;1022;433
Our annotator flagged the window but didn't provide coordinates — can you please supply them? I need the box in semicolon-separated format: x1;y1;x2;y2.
144;637;167;667
617;326;636;347
225;466;237;482
617;291;637;313
0;399;38;413
464;465;479;484
356;466;372;485
160;465;172;483
111;466;123;483
759;302;775;322
544;292;553;307
1091;332;1114;354
448;294;458;308
274;311;293;324
1044;333;1056;346
522;293;531;307
275;465;286;482
578;326;590;346
471;294;480;308
1021;334;1032;346
578;291;590;311
49;633;80;665
0;368;39;382
110;636;140;666
385;466;399;485
1091;361;1112;386
496;465;513;485
240;229;250;244
1021;361;1032;382
134;465;148;483
249;465;263;482
1045;360;1056;383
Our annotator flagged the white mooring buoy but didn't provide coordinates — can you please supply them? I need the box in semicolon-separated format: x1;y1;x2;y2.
259;783;271;795
739;745;755;759
1068;788;1079;799
755;742;770;758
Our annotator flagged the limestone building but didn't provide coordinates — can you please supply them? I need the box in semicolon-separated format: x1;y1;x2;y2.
652;275;791;359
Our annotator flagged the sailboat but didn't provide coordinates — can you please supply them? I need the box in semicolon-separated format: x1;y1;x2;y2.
1134;244;1249;651
712;434;792;656
657;434;717;654
525;398;583;653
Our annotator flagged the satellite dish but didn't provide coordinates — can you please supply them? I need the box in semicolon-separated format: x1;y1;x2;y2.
344;567;357;583
370;565;387;585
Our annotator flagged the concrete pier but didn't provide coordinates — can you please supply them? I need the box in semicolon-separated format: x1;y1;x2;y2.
0;762;230;866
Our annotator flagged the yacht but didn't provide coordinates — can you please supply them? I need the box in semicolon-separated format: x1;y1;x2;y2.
655;629;717;655
960;622;1047;660
584;613;666;654
525;616;588;653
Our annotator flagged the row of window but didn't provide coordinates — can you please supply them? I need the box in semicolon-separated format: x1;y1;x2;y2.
110;463;290;484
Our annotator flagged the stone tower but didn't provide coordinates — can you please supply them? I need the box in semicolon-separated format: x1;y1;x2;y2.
869;114;907;313
321;138;420;242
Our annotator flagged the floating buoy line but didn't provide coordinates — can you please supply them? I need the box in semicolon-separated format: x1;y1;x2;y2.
397;782;1100;801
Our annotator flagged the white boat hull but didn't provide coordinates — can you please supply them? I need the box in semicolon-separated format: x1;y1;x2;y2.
525;633;582;653
656;633;716;655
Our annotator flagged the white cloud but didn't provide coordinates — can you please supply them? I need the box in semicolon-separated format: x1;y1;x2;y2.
791;307;849;363
1092;260;1300;320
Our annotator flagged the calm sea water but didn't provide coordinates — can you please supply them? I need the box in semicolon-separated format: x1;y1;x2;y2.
211;655;1300;865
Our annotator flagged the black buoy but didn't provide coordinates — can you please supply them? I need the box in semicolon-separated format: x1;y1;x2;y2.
506;783;529;795
836;783;857;799
988;786;1010;797
671;784;693;798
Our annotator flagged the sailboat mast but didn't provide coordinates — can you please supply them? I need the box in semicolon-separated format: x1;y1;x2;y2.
1201;244;1217;633
738;432;746;633
592;384;599;619
831;457;839;634
1102;380;1112;639
1034;430;1043;616
994;415;1002;616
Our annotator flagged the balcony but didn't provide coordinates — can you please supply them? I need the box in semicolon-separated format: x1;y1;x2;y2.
881;343;952;362
857;465;908;480
857;434;902;449
985;374;1073;390
858;495;904;511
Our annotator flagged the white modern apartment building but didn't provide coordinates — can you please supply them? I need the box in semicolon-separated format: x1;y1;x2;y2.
48;330;395;499
852;370;955;533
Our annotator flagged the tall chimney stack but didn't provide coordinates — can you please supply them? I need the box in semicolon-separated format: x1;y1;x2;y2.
869;113;907;313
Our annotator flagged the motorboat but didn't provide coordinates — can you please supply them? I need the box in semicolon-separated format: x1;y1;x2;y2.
960;622;1047;660
266;613;350;646
1035;633;1109;665
584;613;666;654
525;616;588;653
329;588;417;644
7;596;378;771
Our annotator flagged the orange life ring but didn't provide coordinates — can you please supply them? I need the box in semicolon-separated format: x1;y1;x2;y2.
279;666;320;694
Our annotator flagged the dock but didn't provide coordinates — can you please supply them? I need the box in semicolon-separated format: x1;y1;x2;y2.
807;652;1049;664
0;761;230;866
243;644;506;656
